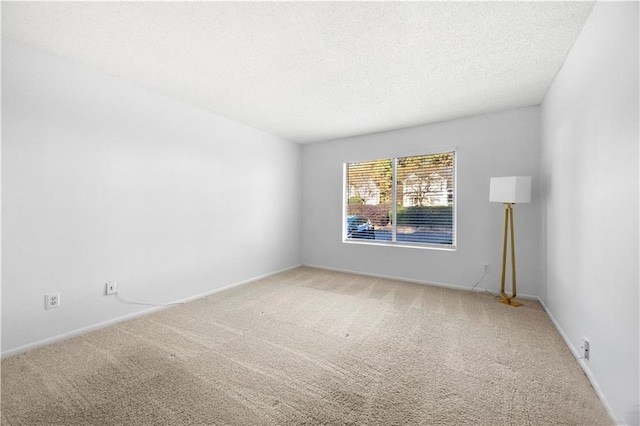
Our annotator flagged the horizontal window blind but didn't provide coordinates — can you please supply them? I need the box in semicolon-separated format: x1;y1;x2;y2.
346;159;392;240
396;152;455;244
345;151;455;246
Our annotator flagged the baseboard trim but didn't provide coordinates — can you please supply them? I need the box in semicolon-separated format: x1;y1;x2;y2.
301;263;539;301
537;298;620;425
1;264;302;359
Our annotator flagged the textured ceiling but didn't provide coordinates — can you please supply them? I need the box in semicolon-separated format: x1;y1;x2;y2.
2;2;594;144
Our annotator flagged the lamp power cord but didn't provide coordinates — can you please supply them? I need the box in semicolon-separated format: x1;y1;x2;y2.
115;292;186;307
470;271;499;297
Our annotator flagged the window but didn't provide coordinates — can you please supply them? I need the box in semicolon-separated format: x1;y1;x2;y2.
344;151;455;248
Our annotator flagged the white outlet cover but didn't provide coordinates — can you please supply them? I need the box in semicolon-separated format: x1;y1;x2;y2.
106;281;117;295
45;293;60;309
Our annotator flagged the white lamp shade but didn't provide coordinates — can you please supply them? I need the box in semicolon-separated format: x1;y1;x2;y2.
490;176;531;203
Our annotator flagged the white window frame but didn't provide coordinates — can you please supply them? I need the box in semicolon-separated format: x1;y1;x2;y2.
343;150;457;251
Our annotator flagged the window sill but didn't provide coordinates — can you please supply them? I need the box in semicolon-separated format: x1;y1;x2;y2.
342;239;456;251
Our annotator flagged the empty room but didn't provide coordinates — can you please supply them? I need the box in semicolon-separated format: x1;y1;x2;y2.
1;1;639;425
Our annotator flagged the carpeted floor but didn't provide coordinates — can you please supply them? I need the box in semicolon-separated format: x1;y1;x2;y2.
2;266;611;425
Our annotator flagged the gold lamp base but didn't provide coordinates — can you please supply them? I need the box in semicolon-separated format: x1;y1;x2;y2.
496;296;522;307
497;203;522;308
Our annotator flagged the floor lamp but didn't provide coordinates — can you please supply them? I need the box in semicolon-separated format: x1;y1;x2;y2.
489;176;531;307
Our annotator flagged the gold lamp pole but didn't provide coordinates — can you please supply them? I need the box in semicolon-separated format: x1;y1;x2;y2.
489;176;531;307
497;202;521;306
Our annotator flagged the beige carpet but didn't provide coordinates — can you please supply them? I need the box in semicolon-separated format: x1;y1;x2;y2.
2;266;611;425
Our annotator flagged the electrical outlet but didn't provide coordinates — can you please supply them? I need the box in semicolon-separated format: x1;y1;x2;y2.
45;293;60;310
106;281;117;295
582;338;590;360
483;263;490;273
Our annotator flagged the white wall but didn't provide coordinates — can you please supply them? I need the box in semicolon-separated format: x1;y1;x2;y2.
302;107;542;296
540;2;639;425
1;39;302;355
